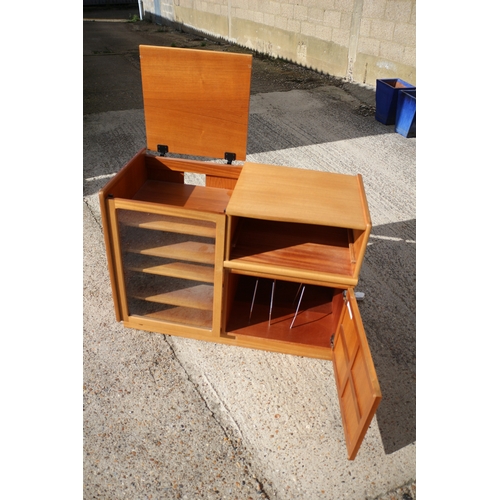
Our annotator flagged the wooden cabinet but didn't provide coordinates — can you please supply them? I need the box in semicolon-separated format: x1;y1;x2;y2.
99;151;234;340
99;45;381;460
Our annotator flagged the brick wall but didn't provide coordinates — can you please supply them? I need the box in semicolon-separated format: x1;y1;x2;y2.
141;0;416;87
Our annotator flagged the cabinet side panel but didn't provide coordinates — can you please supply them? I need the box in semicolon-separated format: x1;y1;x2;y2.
98;191;123;321
351;228;370;279
211;214;226;336
98;149;148;321
108;200;130;321
352;174;372;279
100;148;148;200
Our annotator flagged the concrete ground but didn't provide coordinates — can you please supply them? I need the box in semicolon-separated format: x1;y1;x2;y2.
83;6;416;499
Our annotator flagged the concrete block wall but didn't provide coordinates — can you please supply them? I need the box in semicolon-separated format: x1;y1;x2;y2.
141;0;416;87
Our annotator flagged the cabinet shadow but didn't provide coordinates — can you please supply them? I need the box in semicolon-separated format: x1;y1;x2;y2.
359;219;416;456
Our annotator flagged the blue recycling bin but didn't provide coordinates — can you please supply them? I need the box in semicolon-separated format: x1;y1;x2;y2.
375;78;416;125
395;89;416;138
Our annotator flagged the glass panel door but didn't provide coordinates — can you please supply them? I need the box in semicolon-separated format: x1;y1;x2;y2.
117;209;217;330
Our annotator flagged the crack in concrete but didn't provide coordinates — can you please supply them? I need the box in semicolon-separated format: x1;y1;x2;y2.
83;197;104;235
371;479;416;500
148;366;157;384
201;371;244;440
161;334;271;499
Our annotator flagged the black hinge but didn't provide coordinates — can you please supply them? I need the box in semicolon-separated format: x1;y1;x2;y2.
225;152;236;165
157;145;169;156
330;334;335;349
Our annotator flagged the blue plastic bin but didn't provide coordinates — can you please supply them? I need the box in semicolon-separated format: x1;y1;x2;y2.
375;78;416;125
395;89;416;138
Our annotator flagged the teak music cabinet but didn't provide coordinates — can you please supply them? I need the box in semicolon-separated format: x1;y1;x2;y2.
99;45;382;460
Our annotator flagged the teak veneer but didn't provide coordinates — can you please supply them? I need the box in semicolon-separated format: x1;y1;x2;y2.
99;45;381;460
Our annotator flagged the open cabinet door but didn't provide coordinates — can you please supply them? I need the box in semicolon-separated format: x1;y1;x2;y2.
331;288;382;460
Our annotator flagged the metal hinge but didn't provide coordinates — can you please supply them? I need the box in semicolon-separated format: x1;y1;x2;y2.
225;152;236;164
157;145;169;156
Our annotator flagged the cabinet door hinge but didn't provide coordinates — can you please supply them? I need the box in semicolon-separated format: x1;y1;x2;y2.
225;152;236;164
157;144;169;156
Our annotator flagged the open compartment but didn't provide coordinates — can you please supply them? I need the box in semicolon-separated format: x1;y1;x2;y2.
228;216;357;283
100;149;239;212
224;273;344;349
224;162;371;288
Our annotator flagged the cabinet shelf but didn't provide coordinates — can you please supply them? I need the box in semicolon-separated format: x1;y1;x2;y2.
226;218;355;284
124;240;215;265
136;306;213;329
127;261;214;283
118;210;217;238
131;284;213;310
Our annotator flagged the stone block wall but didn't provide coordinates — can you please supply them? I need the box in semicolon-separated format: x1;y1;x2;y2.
141;0;416;87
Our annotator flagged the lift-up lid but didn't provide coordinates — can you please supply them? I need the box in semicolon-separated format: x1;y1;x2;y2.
331;288;382;460
139;45;252;162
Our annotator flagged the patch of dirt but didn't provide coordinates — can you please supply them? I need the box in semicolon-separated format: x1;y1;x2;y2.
128;19;345;95
84;7;375;113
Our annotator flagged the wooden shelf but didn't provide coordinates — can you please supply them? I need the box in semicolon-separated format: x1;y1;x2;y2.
131;284;213;310
127;261;214;283
125;240;215;265
118;210;217;238
227;218;354;281
136;306;213;329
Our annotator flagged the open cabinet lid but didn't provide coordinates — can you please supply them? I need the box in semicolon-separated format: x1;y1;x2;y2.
139;45;252;161
331;288;382;460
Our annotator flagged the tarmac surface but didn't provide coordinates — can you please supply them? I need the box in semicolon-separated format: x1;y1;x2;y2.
83;6;416;499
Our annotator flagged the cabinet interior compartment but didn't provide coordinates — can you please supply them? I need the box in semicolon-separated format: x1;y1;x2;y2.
224;273;344;348
229;216;357;278
101;151;240;213
116;208;216;330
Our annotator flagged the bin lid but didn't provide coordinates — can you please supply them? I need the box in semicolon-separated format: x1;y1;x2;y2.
139;45;252;161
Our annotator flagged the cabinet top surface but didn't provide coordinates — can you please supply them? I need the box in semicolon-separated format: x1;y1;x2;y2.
139;45;252;161
226;162;370;229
